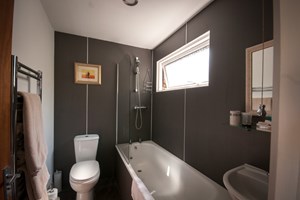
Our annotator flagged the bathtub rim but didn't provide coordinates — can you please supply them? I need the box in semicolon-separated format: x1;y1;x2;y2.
117;140;221;188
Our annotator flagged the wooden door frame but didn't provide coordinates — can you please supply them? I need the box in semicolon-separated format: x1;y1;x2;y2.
0;0;14;200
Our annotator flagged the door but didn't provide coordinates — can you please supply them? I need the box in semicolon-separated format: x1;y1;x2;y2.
0;0;14;200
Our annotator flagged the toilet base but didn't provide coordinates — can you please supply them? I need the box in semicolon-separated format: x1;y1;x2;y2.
76;189;94;200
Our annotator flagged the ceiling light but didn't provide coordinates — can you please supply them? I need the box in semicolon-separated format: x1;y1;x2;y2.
123;0;138;6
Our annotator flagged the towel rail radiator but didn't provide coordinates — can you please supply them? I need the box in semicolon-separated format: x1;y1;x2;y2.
3;55;43;200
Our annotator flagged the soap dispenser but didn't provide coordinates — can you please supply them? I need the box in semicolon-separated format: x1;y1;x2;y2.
257;104;266;121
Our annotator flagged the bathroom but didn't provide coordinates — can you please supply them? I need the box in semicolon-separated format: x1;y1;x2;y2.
1;0;300;199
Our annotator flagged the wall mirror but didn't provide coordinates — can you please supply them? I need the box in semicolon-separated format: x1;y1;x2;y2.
246;40;274;116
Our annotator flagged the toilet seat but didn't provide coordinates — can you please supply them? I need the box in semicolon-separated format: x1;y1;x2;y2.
70;160;100;182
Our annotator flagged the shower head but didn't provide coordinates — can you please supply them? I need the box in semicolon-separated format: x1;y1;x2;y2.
135;57;140;67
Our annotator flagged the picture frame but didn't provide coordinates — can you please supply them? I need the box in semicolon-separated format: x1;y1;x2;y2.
74;63;101;85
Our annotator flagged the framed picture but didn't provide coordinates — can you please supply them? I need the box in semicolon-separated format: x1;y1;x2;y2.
74;63;101;85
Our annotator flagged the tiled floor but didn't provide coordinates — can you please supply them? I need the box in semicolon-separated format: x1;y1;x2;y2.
59;178;122;200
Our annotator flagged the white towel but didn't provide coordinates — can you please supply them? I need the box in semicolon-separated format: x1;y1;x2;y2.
131;177;154;200
19;92;49;200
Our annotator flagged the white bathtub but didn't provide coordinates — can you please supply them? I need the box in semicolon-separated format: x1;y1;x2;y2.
116;141;231;200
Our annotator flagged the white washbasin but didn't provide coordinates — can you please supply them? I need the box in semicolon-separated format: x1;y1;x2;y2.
223;164;269;200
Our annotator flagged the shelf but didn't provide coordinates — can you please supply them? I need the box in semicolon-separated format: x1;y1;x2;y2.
230;125;271;133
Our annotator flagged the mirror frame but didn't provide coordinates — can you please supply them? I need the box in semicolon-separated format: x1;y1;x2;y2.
245;40;273;115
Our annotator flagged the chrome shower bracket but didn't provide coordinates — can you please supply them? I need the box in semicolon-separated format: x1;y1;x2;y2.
134;105;147;110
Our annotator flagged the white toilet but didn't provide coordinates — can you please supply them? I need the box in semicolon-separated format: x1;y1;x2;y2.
69;134;100;200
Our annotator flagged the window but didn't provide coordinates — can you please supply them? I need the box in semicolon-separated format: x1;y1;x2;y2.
156;31;210;92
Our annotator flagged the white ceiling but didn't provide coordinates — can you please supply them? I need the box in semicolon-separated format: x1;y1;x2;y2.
40;0;213;49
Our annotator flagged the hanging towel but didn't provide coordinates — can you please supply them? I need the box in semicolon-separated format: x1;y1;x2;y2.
19;92;49;200
131;177;154;200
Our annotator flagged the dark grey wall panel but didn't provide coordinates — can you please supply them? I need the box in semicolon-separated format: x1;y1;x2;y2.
152;27;186;159
117;57;131;144
87;38;118;181
185;88;271;185
54;33;87;190
152;0;272;186
54;32;151;190
152;90;184;159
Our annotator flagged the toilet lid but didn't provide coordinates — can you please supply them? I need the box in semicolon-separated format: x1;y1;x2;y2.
70;160;100;181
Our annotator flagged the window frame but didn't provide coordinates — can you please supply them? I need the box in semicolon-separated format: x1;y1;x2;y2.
156;31;210;92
